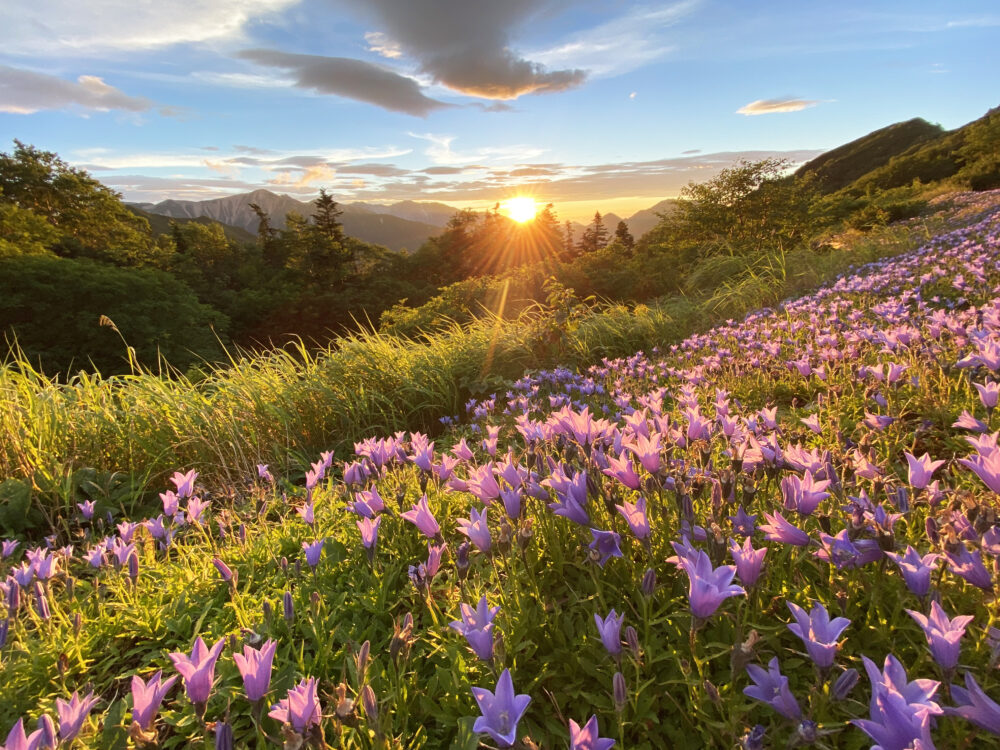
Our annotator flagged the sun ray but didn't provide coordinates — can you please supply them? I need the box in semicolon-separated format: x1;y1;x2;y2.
500;197;537;223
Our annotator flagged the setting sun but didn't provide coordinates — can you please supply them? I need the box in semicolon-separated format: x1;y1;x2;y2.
501;196;537;223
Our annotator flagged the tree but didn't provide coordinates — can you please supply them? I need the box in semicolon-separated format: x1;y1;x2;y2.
614;220;635;251
577;211;609;254
562;220;576;260
0;140;156;265
311;189;345;243
250;202;287;268
0;200;60;257
647;158;816;258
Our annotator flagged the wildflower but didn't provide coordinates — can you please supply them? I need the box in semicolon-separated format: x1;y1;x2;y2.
302;539;324;569
450;596;498;661
786;601;850;669
170;469;198;499
77;501;95;520
904;451;946;490
1;540;19;559
296;502;315;525
602;453;642;490
729;506;758;537
470;669;531;748
675;546;744;619
613;671;627;712
615;497;650;540
759;511;811;547
400;495;441;539
130;671;177;731
588;529;623;567
946;545;993;590
743;658;801;720
425;542;447;579
55;691;99;743
187;497;209;524
729;537;767;587
958;445;1000;493
1;719;43;750
269;677;322;736
906;601;972;672
214;721;233;750
233;639;277;705
948;672;1000;735
169;636;225;710
885;546;941;597
594;609;624;657
569;715;616;750
457;507;492;553
780;471;830;516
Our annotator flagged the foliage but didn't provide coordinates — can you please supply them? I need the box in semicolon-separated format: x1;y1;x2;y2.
0;255;227;375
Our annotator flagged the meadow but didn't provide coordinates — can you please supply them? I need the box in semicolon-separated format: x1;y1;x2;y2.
3;192;1000;748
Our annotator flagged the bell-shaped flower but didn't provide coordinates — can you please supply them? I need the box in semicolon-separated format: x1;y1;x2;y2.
470;669;531;748
786;601;850;669
905;601;972;672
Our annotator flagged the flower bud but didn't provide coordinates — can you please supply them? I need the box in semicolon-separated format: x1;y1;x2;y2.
215;721;233;750
262;600;273;622
37;715;57;749
613;671;627;713
356;640;370;682
361;684;378;721
625;626;640;661
283;590;294;623
641;568;656;597
832;668;859;701
741;725;765;750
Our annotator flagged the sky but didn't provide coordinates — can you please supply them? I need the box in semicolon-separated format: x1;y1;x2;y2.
1;0;998;223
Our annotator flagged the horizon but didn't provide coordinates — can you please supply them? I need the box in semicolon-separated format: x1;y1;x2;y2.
2;1;998;224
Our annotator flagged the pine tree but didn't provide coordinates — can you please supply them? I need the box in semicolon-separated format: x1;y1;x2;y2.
614;220;635;251
578;211;609;254
312;189;344;243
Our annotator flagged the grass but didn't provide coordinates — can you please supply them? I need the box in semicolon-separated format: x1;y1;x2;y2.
0;199;977;535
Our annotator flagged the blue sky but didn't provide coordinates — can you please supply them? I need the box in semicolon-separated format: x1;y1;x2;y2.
1;0;997;222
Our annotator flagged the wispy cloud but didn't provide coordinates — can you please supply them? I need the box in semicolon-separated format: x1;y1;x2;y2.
1;0;300;56
530;1;699;77
407;133;544;166
0;65;152;114
737;97;821;115
237;49;451;116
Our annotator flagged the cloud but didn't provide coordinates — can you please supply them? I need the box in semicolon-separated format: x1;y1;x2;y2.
737;97;821;115
341;0;586;99
530;1;698;77
408;132;544;166
1;0;300;56
237;49;451;116
0;65;152;114
364;31;402;59
269;164;336;188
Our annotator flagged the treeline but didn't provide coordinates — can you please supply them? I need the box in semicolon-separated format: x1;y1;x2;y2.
2;104;998;374
0;142;454;373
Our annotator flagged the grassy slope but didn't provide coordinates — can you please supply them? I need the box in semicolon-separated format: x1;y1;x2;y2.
1;194;999;747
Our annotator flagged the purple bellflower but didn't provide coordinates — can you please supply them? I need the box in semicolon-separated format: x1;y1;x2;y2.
594;609;624;657
885;547;941;597
904;451;946;490
569;715;616;750
457;507;492;553
729;537;767;587
233;639;277;704
55;691;99;742
470;669;531;748
675;546;745;619
1;719;43;750
906;601;972;672
131;671;178;731
588;529;623;567
949;672;1000;735
269;677;322;736
743;658;802;720
615;497;650;540
168;636;225;709
759;511;812;547
400;495;441;539
302;539;324;569
786;601;850;669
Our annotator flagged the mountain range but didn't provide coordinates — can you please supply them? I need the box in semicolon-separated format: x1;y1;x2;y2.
128;190;677;252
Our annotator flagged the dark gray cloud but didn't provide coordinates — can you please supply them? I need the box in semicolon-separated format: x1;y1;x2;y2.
237;49;451;116
345;0;586;99
0;65;151;114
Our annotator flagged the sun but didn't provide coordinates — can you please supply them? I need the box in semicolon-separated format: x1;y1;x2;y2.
501;196;537;223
